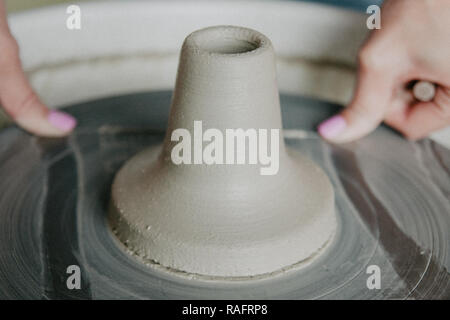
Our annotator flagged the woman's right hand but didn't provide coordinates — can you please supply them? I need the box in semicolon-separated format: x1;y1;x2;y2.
319;0;450;143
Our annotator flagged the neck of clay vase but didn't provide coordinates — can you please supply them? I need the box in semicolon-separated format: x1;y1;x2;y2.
161;26;286;162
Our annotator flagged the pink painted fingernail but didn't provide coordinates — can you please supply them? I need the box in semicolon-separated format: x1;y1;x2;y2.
48;110;77;132
318;115;347;139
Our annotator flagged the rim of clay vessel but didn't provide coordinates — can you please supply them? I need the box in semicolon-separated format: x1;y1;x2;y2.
185;25;270;57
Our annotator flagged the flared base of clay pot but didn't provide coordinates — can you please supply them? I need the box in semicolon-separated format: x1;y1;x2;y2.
109;144;336;279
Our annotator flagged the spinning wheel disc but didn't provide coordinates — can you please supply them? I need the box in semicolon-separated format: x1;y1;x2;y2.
0;91;448;299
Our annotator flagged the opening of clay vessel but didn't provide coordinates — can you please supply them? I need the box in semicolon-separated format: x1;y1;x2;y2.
191;27;263;54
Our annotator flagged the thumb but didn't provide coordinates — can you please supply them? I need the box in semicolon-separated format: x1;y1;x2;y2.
0;38;76;137
318;59;394;144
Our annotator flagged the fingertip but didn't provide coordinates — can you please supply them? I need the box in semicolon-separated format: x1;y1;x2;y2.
390;124;427;142
318;108;384;143
15;109;78;137
385;97;450;142
318;115;347;141
47;110;77;133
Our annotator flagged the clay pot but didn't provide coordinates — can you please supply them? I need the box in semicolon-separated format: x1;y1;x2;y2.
109;26;336;279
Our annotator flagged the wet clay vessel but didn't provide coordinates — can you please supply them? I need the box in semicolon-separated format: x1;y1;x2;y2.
109;26;336;279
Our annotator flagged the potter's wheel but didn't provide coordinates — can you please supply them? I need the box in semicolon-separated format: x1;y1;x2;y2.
0;91;448;299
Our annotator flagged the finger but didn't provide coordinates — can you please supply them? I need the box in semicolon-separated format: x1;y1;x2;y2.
0;37;76;137
319;60;395;143
0;2;8;30
385;86;450;140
